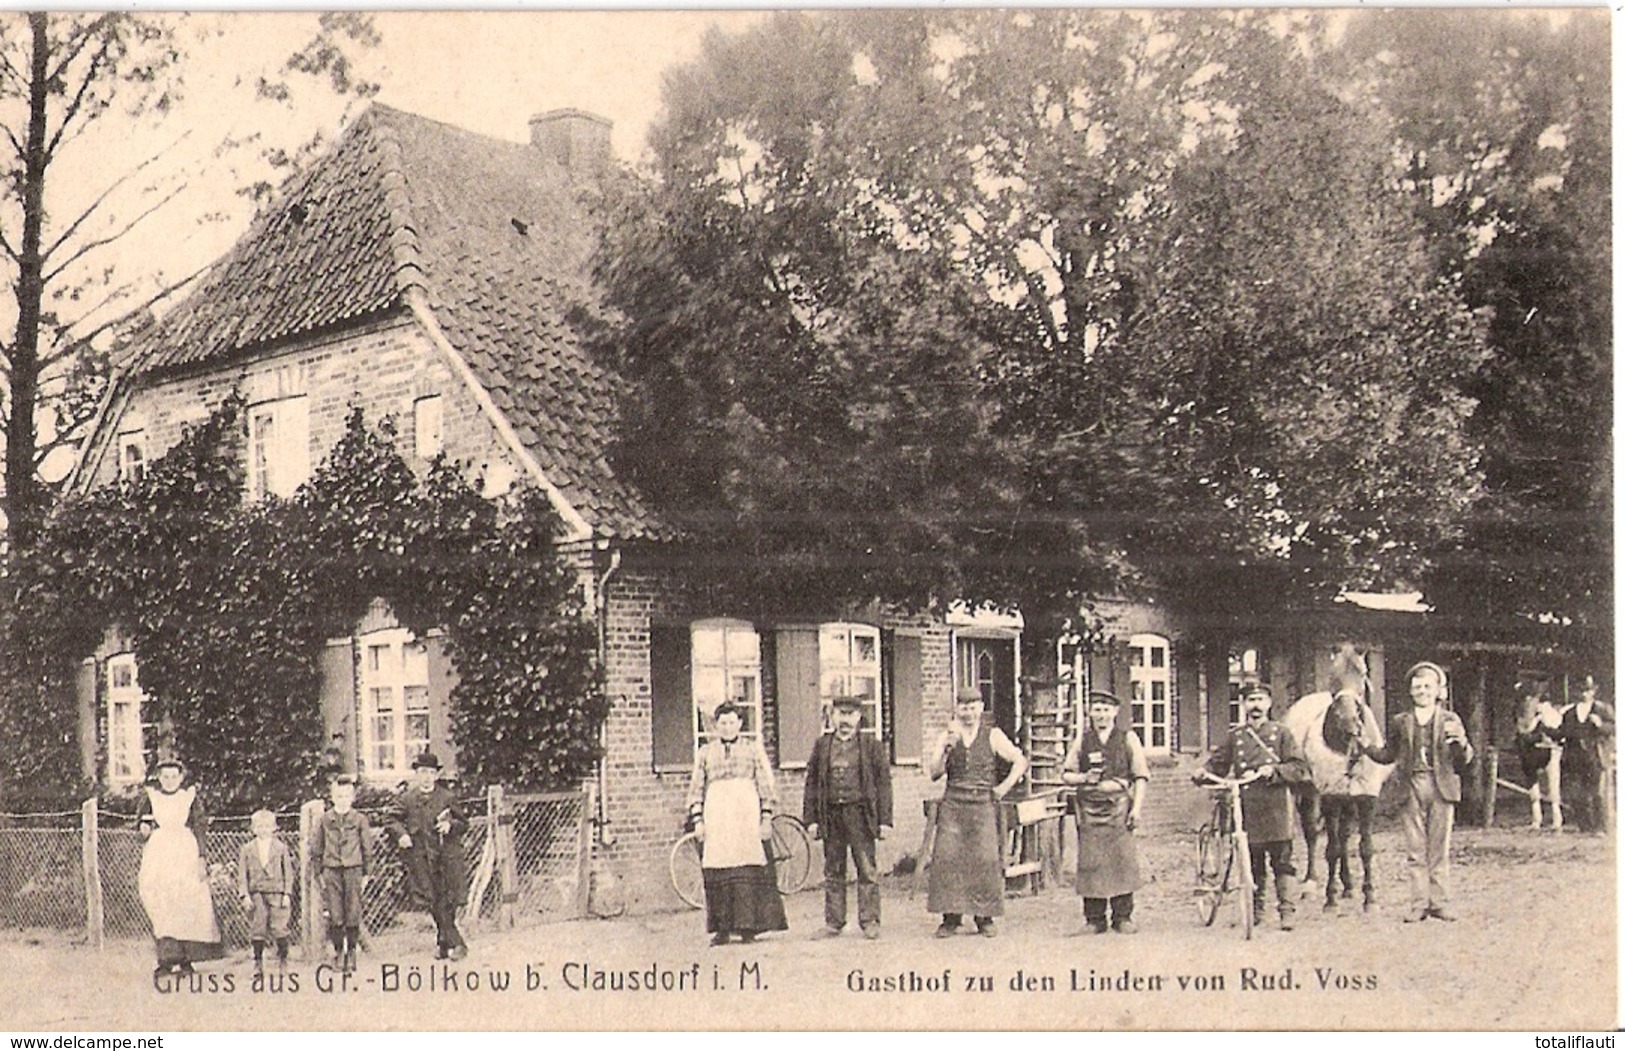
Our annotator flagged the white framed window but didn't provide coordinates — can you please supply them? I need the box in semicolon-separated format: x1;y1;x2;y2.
1129;633;1172;753
247;396;310;500
819;622;882;736
359;628;432;779
414;395;444;459
1228;644;1262;727
691;620;762;747
118;431;147;485
106;653;147;787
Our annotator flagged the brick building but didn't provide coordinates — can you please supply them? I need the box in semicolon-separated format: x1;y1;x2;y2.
68;103;1025;908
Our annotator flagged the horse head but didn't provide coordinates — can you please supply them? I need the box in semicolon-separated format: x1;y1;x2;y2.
1322;689;1367;758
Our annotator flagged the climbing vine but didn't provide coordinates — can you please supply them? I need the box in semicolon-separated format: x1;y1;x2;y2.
0;401;605;810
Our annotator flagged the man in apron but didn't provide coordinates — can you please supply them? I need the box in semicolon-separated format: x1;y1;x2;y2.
1062;691;1148;934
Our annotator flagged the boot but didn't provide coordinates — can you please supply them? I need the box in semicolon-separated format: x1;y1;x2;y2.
276;939;289;971
1277;874;1299;930
252;940;265;974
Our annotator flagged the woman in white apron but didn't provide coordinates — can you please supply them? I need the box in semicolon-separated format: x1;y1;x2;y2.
137;758;222;975
685;701;787;946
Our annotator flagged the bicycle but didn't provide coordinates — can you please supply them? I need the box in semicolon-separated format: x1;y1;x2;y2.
669;812;815;909
1192;771;1260;939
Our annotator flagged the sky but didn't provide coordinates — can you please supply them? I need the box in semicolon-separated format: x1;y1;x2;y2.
65;11;768;323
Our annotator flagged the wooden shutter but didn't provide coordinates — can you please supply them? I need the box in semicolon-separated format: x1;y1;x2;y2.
774;627;821;769
891;634;923;764
1175;640;1201;754
650;624;693;771
319;639;357;772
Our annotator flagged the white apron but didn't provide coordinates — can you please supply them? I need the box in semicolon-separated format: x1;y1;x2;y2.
138;787;221;943
700;777;767;870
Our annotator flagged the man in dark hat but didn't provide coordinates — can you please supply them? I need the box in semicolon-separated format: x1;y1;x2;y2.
1555;674;1614;834
388;751;469;959
1062;691;1149;934
803;695;894;939
1199;680;1309;930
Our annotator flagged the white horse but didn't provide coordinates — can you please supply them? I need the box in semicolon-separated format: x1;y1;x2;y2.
1282;650;1394;912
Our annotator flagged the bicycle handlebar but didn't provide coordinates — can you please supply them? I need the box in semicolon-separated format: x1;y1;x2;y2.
1194;770;1264;788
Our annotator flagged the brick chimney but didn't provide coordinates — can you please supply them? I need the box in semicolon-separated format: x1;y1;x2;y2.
529;108;612;177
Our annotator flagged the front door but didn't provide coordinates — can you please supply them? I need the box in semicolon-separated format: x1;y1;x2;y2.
956;635;1017;737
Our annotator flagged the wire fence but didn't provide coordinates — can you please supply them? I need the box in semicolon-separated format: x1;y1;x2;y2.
0;785;591;953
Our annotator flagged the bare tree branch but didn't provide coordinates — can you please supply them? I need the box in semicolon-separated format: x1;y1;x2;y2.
43;13;115;87
59;259;208;351
42;134;186;262
42;183;185;284
44;33;119;161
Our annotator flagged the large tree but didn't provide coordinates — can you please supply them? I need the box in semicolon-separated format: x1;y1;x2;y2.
1340;11;1611;658
593;10;1487;627
0;12;379;552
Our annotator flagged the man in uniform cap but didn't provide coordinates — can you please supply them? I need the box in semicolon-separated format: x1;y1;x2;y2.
1199;680;1309;930
388;751;470;958
803;695;894;939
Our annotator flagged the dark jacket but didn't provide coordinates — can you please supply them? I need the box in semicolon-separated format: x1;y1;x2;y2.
387;783;469;909
1204;719;1309;844
1364;707;1474;803
311;807;375;872
802;732;893;835
1555;700;1614;772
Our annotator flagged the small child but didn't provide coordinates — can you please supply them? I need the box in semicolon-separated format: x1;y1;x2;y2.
237;809;295;972
310;776;374;972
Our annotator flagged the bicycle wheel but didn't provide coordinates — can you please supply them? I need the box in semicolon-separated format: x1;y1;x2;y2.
770;814;814;895
1193;824;1227;927
668;832;705;910
1234;832;1255;940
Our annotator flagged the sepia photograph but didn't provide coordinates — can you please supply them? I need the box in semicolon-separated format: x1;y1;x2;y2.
0;8;1611;1033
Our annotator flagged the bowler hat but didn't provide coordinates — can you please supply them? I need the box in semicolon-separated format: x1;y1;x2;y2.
411;751;442;770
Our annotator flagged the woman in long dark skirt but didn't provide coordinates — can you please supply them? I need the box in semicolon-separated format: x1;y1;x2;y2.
686;701;787;946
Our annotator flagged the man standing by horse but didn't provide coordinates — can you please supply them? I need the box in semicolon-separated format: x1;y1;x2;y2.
1361;661;1473;922
1202;680;1310;931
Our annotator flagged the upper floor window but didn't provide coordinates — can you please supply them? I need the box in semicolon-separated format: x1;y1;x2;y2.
359;628;432;780
414;395;444;459
247;396;310;500
106;653;147;788
118;431;147;485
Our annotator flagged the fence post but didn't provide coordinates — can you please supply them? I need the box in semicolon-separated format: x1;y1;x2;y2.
575;783;595;919
81;798;103;951
493;786;517;930
299;798;323;961
1484;749;1499;828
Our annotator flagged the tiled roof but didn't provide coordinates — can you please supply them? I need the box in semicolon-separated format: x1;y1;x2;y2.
133;104;660;540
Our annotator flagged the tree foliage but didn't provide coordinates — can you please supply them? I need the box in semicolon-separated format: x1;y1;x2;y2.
0;12;379;552
0;405;604;810
1339;11;1610;652
593;10;1488;625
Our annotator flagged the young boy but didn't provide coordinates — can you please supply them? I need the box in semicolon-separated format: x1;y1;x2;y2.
388;752;469;960
1362;661;1474;921
802;695;894;940
237;809;295;972
310;776;373;972
1200;680;1309;930
1062;691;1148;934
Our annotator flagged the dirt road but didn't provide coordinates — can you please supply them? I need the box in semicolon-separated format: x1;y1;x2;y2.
4;824;1613;1031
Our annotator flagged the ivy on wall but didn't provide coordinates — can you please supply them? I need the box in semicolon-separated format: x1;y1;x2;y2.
0;401;605;810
